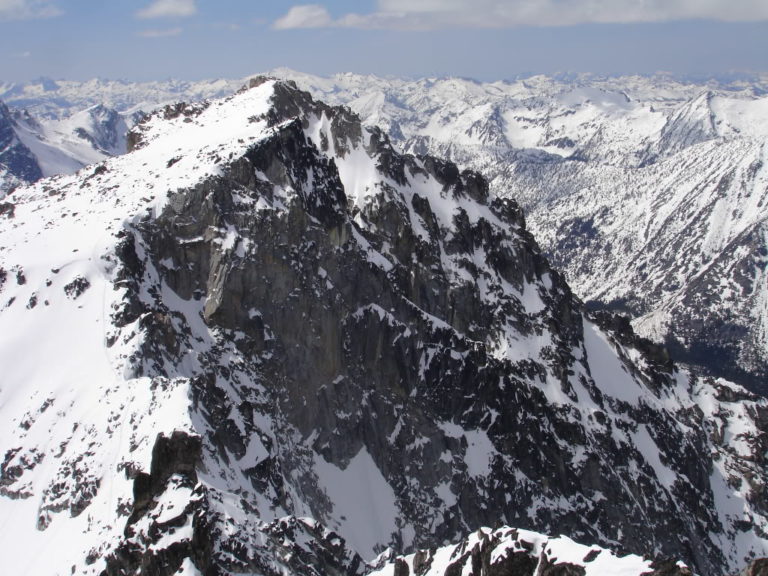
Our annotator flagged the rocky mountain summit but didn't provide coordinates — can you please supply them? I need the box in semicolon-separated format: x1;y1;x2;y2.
1;78;767;576
4;71;767;393
265;70;768;395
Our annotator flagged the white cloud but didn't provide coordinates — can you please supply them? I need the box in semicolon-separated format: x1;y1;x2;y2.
137;0;196;20
0;0;61;21
138;27;183;38
273;0;768;30
273;4;333;29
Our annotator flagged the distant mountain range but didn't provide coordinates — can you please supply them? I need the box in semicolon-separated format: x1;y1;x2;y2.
0;76;243;195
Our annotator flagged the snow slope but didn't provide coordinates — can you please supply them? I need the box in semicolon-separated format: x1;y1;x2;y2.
10;104;131;177
0;82;279;576
1;76;226;184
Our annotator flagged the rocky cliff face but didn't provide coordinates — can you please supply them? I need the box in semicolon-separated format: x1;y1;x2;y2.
267;70;768;396
1;79;767;576
0;100;42;196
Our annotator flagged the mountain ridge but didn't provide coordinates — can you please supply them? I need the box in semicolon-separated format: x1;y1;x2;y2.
1;77;767;576
6;71;765;394
262;69;768;394
0;100;43;196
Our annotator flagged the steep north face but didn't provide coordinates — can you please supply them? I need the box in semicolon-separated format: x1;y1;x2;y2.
4;71;768;394
0;79;766;576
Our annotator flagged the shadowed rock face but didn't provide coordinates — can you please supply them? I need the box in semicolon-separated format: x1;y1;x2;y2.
0;101;42;193
92;80;768;576
252;71;767;398
742;558;768;576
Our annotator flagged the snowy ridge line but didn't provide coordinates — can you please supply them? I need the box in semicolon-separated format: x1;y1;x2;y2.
369;526;694;576
0;80;282;576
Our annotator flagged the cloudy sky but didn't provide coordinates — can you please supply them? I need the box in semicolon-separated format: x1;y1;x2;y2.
1;0;767;82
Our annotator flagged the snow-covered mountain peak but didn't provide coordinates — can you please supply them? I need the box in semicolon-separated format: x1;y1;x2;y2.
67;103;129;156
4;69;768;397
2;75;768;576
251;70;768;393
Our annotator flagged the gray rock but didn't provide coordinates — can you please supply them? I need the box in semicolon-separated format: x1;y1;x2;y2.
96;79;768;576
0;101;42;192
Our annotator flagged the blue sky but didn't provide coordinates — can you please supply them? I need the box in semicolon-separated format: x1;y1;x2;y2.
1;0;767;82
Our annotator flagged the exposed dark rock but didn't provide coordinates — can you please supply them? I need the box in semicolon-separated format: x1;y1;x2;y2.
412;550;434;575
104;431;202;576
64;276;91;299
148;432;200;493
581;549;600;563
742;558;768;576
538;556;586;576
393;558;410;576
0;100;43;186
61;79;768;576
642;558;694;575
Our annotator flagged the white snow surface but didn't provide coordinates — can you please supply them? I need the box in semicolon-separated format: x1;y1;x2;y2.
11;105;130;178
582;320;644;405
313;448;399;559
